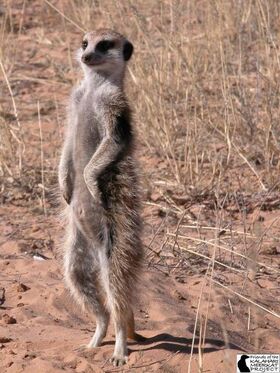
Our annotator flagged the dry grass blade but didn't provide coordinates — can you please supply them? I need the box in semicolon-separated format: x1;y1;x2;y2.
188;265;210;373
37;101;47;216
211;278;280;320
9;74;69;86
180;225;258;239
199;223;220;372
167;233;280;274
43;0;86;32
232;142;267;191
180;246;244;274
0;60;21;130
0;58;23;173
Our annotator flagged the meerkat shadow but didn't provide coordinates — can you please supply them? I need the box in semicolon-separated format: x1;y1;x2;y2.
100;333;147;347
126;333;243;355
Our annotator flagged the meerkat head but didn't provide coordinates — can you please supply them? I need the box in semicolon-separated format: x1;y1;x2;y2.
78;29;133;81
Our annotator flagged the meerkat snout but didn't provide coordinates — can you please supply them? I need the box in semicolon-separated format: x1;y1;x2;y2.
82;52;103;66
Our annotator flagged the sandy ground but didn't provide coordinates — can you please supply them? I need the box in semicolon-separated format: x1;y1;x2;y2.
2;200;279;373
0;209;242;373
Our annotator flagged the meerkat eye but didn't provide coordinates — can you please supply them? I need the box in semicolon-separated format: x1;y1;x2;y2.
96;40;115;53
82;40;88;50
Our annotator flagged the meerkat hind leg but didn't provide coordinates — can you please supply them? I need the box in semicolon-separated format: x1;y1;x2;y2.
110;315;128;367
87;310;109;348
66;226;109;350
73;301;109;352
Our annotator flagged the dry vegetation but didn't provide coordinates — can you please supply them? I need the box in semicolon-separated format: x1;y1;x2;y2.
2;1;280;189
1;0;280;372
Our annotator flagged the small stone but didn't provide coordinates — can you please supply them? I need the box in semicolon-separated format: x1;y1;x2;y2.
1;314;17;325
24;352;36;359
175;276;186;284
0;337;13;343
0;288;5;306
16;283;30;293
157;209;166;217
174;290;186;301
266;246;278;255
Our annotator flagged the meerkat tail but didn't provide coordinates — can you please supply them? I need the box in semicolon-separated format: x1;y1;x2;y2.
127;308;146;342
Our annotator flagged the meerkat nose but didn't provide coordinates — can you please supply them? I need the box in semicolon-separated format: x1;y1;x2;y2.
82;53;93;64
82;52;103;66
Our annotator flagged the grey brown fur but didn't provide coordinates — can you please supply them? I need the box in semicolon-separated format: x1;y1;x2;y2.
58;29;144;366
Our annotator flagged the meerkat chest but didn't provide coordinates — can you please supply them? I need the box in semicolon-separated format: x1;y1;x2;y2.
76;93;104;140
72;94;103;165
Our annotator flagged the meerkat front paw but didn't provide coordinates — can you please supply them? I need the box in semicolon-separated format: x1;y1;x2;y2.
60;178;73;205
83;169;101;201
62;188;72;204
86;183;101;202
90;185;101;201
110;354;128;367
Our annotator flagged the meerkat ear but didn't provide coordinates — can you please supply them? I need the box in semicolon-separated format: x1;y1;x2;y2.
123;41;134;61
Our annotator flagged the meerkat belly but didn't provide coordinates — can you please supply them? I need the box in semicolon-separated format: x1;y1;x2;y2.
73;110;101;187
71;116;106;240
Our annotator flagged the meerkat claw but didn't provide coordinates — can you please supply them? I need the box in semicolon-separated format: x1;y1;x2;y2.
110;355;128;367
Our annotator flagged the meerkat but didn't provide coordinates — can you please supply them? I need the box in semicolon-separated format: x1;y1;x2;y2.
58;29;144;366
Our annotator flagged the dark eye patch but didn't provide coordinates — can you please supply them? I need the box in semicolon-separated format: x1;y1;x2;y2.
82;40;88;50
96;40;115;53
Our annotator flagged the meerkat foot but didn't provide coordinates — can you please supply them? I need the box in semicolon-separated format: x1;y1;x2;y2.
87;332;104;348
110;319;128;366
87;313;109;348
110;354;128;367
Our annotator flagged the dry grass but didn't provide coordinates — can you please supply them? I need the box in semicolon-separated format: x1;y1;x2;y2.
59;0;280;193
1;0;280;190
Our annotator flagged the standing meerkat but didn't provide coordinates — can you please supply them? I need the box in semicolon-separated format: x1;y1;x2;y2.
58;29;144;366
